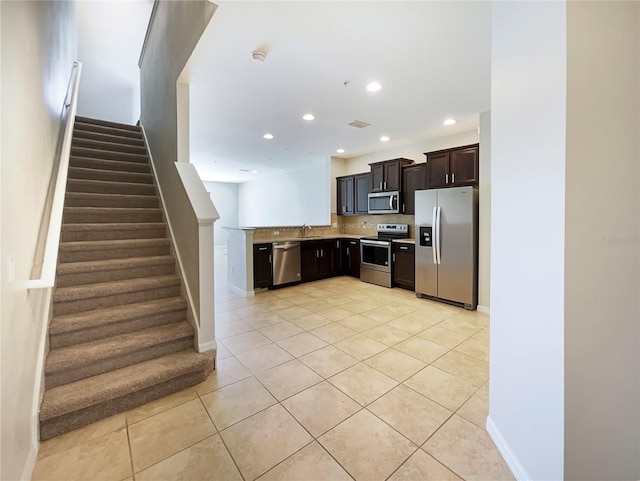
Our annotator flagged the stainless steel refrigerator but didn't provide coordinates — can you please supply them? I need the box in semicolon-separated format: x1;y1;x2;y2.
415;186;478;310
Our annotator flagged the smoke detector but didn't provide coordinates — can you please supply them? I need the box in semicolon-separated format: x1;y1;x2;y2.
251;50;266;63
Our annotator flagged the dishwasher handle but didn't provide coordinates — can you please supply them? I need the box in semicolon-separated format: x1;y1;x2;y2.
273;243;299;250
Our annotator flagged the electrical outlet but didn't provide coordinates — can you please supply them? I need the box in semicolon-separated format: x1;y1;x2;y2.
332;223;338;228
273;231;280;235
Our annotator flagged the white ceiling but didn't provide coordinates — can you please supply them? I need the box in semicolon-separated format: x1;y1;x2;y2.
187;1;491;183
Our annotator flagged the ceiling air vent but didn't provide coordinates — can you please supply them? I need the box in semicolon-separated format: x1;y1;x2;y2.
348;120;370;129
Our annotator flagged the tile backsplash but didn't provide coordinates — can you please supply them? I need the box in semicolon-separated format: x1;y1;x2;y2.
339;214;416;238
250;213;416;242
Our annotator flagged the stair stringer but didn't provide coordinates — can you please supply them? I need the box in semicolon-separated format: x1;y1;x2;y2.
138;124;214;354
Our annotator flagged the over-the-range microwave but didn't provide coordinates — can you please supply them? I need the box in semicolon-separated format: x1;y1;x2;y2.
368;191;400;214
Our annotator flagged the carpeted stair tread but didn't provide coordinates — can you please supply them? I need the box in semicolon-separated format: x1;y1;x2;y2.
66;178;157;195
72;138;147;155
68;166;153;184
69;156;151;174
70;146;149;164
45;322;195;386
56;255;175;287
63;206;163;224
60;223;166;242
54;275;181;303
74;122;142;140
64;192;158;209
73;129;145;147
57;255;174;276
40;349;215;421
59;237;169;253
50;297;187;337
75;116;140;132
58;238;170;263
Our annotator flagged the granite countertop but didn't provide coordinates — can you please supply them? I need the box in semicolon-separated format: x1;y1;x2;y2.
254;234;416;244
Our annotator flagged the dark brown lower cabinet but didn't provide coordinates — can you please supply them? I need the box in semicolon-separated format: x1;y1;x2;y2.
341;239;360;278
301;239;340;282
253;243;272;289
392;242;415;290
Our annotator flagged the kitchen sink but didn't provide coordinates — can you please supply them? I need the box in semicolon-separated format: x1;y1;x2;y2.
294;236;323;239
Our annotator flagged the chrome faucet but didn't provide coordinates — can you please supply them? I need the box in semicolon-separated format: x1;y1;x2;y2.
302;224;312;238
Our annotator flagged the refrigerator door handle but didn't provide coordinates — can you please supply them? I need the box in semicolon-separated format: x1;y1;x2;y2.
432;206;438;265
435;205;442;265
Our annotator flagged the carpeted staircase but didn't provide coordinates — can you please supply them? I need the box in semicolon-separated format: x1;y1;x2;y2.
39;116;215;440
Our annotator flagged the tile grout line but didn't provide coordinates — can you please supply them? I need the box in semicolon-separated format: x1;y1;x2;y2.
196;391;248;481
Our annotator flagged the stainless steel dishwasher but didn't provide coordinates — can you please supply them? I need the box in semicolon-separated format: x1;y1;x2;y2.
272;241;301;286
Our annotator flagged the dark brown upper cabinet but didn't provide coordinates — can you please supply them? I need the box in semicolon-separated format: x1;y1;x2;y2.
354;173;371;215
369;158;414;192
402;164;426;215
337;176;354;215
424;144;479;189
337;172;370;216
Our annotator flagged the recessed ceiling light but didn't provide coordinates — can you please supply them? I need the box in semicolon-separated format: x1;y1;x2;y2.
366;82;382;92
263;133;273;139
251;170;258;174
380;136;390;142
302;113;315;121
336;149;345;154
443;118;456;126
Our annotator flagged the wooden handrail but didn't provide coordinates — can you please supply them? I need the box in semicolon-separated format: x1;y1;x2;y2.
27;62;83;290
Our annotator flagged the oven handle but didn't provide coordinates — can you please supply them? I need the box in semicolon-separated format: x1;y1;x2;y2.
361;239;391;247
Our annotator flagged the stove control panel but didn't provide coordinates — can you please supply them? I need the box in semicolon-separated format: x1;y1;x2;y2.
376;224;408;235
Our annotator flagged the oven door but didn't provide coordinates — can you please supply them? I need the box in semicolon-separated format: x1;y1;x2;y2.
360;239;391;273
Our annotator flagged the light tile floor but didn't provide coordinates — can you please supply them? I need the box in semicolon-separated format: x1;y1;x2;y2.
32;250;514;481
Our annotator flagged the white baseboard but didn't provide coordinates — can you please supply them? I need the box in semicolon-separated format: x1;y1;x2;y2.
21;441;38;481
478;305;490;314
197;339;217;353
226;283;254;297
486;415;531;481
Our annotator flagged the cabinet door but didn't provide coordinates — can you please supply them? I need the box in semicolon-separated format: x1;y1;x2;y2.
253;244;272;289
450;146;478;185
354;173;371;215
347;240;360;277
402;164;426;214
383;161;402;191
337;176;354;215
392;243;415;290
426;152;450;188
300;241;320;282
318;239;340;277
370;164;385;192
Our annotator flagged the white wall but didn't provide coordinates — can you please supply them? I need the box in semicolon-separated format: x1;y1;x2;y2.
0;2;77;479
341;130;479;179
239;158;331;227
76;0;153;124
489;2;566;480
564;2;639;479
203;181;239;247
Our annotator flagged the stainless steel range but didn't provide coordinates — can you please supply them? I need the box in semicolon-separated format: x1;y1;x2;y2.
360;224;409;288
